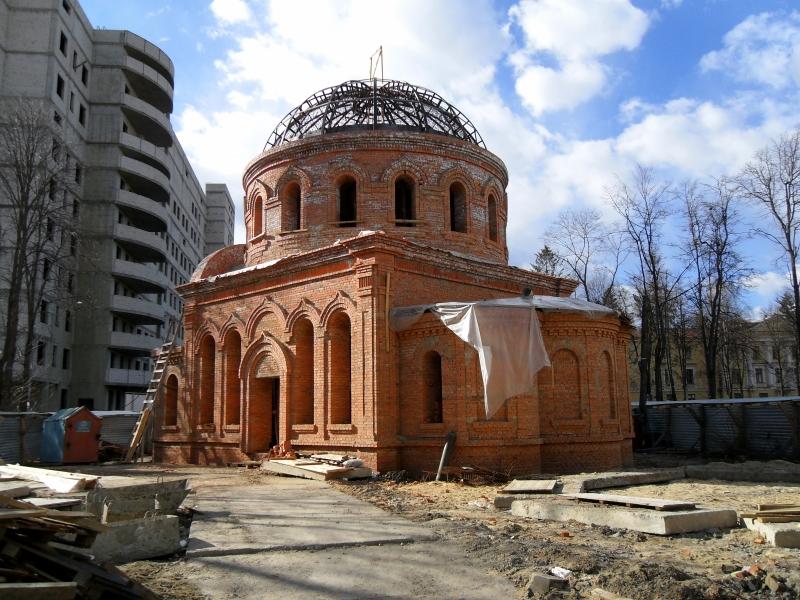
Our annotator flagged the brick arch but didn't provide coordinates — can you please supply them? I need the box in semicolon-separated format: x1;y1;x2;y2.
192;320;219;348
247;180;273;211
219;314;246;344
436;166;480;196
380;157;427;186
319;291;356;329
245;296;288;340
285;297;321;333
222;328;243;427
275;165;312;197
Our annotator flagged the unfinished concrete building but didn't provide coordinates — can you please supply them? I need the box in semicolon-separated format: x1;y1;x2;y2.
154;79;634;474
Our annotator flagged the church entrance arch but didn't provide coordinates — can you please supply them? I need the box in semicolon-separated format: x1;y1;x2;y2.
240;335;291;455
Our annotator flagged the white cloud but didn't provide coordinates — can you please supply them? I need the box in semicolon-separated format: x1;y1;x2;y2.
700;11;800;90
210;0;252;25
745;271;789;300
509;0;649;61
508;0;649;116
660;0;683;9
514;59;606;115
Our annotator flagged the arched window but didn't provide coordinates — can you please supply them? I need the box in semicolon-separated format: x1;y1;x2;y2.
164;374;178;427
394;176;415;226
223;330;241;426
199;335;215;425
487;194;498;242
283;182;301;231
423;351;443;423
328;312;351;424
337;177;357;227
293;317;314;424
449;182;467;233
253;196;263;237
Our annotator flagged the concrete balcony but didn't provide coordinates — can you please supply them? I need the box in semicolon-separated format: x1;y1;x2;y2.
110;295;165;326
105;367;151;388
123;55;173;114
121;31;174;86
112;259;168;294
117;189;168;232
114;223;167;262
119;156;170;201
109;330;162;353
122;95;172;148
119;132;171;179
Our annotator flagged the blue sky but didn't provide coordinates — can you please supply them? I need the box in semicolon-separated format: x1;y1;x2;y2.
80;0;800;315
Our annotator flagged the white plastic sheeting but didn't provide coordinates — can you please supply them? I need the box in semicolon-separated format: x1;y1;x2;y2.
390;296;616;418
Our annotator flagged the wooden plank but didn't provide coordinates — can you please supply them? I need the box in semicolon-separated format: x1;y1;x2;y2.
0;508;47;520
757;516;800;523
0;581;78;600
500;479;558;494
564;493;696;511
0;465;98;493
756;503;800;511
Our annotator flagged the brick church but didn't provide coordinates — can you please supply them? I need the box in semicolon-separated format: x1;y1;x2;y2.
153;79;634;473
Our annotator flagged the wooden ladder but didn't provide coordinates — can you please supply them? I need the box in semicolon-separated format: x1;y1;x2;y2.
124;316;181;463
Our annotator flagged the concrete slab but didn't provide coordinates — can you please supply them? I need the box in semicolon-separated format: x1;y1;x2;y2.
91;515;181;563
500;479;558;494
564;468;685;494
186;478;436;557
84;477;189;522
742;518;800;548
511;499;737;535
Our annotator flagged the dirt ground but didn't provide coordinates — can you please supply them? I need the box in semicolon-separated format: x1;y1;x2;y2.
116;462;800;600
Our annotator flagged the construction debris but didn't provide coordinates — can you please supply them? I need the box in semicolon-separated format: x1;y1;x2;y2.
0;496;156;598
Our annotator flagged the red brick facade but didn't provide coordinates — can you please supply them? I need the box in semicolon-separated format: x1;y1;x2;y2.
153;128;634;474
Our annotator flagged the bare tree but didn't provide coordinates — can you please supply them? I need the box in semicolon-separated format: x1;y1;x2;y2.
682;178;748;399
0;100;74;410
738;130;800;393
609;165;681;445
544;207;626;306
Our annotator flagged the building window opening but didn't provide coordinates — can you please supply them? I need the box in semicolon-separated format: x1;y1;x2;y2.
487;194;498;242
449;182;467;233
199;336;215;425
394;176;415;226
328;312;352;423
337;177;357;227
283;182;301;231
164;374;178;427
252;196;263;237
423;351;443;423
293;317;314;425
223;330;241;426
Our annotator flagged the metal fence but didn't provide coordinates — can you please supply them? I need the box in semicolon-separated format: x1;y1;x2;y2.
644;397;800;459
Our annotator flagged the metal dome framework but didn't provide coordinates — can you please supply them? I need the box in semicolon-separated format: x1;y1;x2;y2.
264;79;486;150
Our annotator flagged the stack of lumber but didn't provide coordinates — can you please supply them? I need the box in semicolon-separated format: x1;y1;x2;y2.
0;496;156;599
740;504;800;523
